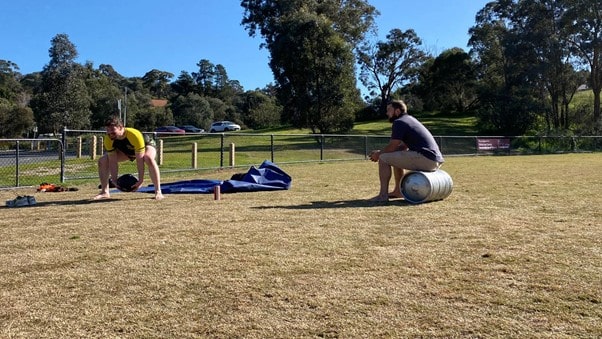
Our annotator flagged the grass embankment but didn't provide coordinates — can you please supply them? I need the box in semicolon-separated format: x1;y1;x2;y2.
257;111;479;136
353;112;478;136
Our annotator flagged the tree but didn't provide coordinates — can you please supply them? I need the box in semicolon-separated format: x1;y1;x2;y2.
0;60;24;104
511;0;581;132
427;48;478;114
171;71;197;97
0;60;35;137
358;29;428;114
468;0;600;135
240;90;282;129
241;0;376;47
30;34;91;133
131;90;173;131
171;93;213;129
193;59;217;96
406;47;478;114
98;64;126;85
0;60;36;137
189;60;243;109
206;97;230;122
560;0;602;133
83;62;123;128
469;1;545;134
397;56;434;113
241;0;375;133
271;12;359;132
142;69;174;99
0;105;34;138
19;72;43;98
213;64;229;94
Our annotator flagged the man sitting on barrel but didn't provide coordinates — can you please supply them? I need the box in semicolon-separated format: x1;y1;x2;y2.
368;99;444;202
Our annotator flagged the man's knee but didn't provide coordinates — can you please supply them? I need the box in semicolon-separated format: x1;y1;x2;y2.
98;154;108;166
378;152;394;166
143;150;158;164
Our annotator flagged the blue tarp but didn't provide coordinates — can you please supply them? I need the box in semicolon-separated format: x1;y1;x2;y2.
137;160;292;194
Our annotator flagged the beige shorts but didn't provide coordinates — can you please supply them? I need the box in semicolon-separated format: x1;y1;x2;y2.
379;150;441;171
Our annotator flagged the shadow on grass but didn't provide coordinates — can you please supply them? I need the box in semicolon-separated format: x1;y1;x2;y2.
253;198;412;209
2;198;146;209
30;199;120;207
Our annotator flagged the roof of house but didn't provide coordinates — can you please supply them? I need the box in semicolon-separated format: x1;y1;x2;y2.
150;99;168;107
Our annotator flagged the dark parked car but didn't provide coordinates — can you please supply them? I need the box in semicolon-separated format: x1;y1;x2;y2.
155;126;185;134
178;125;204;133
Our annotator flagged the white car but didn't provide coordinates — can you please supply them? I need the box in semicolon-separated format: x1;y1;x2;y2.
209;121;241;132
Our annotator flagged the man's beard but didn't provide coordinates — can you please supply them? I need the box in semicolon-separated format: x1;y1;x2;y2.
388;115;398;123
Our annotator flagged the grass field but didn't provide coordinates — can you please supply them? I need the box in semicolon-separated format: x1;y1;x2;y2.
1;153;600;338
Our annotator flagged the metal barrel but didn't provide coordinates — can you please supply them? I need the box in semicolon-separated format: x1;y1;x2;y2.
401;169;453;204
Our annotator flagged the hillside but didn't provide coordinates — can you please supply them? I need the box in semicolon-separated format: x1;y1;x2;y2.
255;112;479;136
353;112;479;136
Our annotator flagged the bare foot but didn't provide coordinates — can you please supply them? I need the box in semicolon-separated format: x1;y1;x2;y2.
154;192;164;200
388;191;403;199
93;192;110;200
369;194;389;202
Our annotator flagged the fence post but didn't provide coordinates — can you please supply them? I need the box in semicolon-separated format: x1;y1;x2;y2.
158;139;164;166
320;135;324;161
229;143;235;167
77;137;82;158
90;136;97;160
192;142;197;169
60;139;65;183
98;136;104;156
58;129;65;183
61;128;67;161
271;135;275;162
220;134;224;168
15;140;20;187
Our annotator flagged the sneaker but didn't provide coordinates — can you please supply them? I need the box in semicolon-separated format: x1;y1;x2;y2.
27;196;37;206
14;196;30;207
5;199;15;207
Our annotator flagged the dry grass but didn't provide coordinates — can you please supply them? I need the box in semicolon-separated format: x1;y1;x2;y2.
1;154;600;338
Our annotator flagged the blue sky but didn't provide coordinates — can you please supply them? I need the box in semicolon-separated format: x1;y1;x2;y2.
1;0;489;91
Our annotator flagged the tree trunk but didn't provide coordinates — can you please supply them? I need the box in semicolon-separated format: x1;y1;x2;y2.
593;87;601;133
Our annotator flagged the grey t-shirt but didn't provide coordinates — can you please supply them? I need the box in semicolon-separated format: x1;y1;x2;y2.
391;114;444;163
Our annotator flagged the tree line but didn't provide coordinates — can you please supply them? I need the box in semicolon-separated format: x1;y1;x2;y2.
1;0;600;138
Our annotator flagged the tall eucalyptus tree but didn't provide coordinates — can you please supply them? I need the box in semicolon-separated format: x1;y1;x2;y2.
241;0;376;133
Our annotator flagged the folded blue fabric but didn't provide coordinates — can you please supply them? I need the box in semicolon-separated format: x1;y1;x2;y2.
137;160;291;194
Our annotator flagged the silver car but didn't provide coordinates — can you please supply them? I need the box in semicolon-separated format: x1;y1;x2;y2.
209;121;241;132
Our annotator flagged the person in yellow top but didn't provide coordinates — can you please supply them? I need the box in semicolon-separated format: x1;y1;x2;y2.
93;116;164;200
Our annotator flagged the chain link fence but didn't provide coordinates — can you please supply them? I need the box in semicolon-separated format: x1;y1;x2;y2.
1;130;600;188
